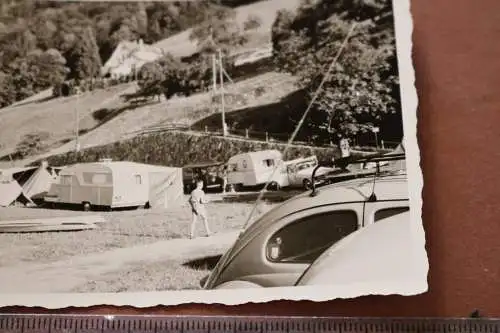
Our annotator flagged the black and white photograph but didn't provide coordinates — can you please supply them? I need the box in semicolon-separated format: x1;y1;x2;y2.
0;0;426;307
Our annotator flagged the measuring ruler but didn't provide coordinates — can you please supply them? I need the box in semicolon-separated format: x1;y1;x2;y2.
0;315;498;333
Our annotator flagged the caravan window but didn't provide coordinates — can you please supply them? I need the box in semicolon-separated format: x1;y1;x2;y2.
61;175;72;185
82;172;111;184
135;174;142;185
92;173;108;184
263;159;275;167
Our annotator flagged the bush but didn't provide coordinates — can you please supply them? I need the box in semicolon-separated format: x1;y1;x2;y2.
243;14;262;31
38;131;342;168
16;132;50;159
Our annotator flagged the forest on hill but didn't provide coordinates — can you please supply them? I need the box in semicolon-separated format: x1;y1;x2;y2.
0;0;403;151
0;0;262;108
270;0;403;144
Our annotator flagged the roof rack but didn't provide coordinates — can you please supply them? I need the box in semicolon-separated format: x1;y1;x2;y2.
309;152;406;197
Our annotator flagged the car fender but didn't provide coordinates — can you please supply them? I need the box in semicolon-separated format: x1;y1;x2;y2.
214;280;263;289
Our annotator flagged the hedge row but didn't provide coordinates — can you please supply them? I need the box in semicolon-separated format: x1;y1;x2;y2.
39;131;347;168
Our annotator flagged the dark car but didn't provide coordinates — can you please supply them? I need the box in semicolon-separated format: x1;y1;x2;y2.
182;161;226;194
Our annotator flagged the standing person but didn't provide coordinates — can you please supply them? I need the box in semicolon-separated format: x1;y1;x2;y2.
189;180;211;239
221;164;228;194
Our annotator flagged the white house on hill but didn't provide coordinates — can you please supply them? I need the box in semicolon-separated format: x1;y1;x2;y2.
101;39;165;78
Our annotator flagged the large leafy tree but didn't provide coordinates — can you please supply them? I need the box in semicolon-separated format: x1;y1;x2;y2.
0;0;241;108
1;48;68;104
189;5;248;55
272;0;401;144
66;26;102;80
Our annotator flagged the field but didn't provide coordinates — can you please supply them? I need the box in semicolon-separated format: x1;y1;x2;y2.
0;199;276;293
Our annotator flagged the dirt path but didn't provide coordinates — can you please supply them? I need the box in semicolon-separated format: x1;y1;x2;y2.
0;230;239;293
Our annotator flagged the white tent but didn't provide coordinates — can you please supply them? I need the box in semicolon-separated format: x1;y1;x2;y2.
21;161;60;200
0;171;34;207
0;161;62;207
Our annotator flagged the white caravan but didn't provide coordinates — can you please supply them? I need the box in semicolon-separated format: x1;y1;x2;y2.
226;150;287;190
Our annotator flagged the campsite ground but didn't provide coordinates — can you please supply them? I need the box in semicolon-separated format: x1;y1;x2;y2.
0;198;276;293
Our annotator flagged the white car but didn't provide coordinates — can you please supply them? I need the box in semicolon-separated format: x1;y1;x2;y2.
283;156;335;190
295;210;428;293
203;171;410;290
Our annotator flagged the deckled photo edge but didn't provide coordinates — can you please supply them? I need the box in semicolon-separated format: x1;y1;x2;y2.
0;0;426;309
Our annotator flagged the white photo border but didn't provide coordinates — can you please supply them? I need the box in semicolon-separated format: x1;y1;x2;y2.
0;0;427;309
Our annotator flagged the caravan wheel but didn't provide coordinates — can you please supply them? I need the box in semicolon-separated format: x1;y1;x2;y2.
267;181;280;191
82;202;91;212
303;179;312;190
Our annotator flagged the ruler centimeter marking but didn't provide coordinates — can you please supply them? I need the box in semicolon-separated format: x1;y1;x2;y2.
0;315;498;333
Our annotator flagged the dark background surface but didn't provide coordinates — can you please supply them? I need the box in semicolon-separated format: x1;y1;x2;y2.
2;0;500;317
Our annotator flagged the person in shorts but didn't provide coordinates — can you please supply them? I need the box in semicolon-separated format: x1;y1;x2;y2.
189;180;211;239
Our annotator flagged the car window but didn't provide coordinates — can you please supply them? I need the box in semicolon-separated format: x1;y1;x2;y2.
266;210;359;264
374;207;409;222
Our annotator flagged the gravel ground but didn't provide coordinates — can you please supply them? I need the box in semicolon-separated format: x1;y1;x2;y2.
0;200;275;268
71;258;211;293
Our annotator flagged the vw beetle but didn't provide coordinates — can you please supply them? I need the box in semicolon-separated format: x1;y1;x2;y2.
202;153;409;289
295;209;427;293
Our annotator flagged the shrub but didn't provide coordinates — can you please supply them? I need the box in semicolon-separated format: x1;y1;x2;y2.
16;132;50;159
38;131;342;168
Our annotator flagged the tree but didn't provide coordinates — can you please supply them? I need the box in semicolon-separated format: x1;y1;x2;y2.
67;26;102;80
189;5;248;55
32;48;69;91
15;132;50;159
243;14;262;31
137;61;166;100
271;0;400;143
0;71;16;108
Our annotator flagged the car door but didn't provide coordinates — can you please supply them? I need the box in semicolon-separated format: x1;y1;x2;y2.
236;203;365;288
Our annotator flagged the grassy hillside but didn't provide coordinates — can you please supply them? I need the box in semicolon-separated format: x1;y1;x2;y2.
0;0;304;165
0;83;137;159
0;70;298;167
153;0;301;59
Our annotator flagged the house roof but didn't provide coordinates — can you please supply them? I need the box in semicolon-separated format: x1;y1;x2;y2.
101;40;164;76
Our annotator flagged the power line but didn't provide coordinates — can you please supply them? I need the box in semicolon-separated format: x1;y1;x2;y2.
241;22;358;229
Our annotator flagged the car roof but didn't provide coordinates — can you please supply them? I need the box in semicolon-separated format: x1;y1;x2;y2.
244;173;407;229
209;174;409;278
296;210;426;287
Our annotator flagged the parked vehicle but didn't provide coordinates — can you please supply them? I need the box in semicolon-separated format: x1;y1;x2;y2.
44;160;183;211
202;165;409;289
182;161;225;194
283;155;335;190
226;150;286;191
294;209;427;291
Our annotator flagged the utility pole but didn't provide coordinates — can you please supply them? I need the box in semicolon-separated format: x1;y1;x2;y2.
218;48;226;136
211;53;217;109
74;90;80;152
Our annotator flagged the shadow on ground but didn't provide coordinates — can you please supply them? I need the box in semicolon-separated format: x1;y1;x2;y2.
182;254;222;271
192;89;306;137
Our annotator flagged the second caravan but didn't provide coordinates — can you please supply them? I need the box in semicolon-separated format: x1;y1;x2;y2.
226;150;287;190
